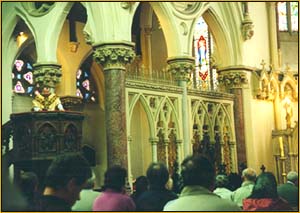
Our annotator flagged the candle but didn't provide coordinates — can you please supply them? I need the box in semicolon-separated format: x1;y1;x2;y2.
279;137;284;157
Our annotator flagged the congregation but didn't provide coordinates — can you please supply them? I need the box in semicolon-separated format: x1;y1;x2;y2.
3;153;298;211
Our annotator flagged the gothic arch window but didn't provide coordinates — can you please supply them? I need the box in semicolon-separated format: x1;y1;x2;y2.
76;57;97;103
12;56;35;96
12;19;36;96
277;2;298;32
193;16;217;90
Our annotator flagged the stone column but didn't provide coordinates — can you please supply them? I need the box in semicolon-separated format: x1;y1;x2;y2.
164;138;169;168
229;141;238;173
149;137;158;162
167;56;195;156
143;27;153;75
127;135;133;188
93;41;135;168
267;2;279;70
33;62;62;89
217;67;250;165
176;139;183;164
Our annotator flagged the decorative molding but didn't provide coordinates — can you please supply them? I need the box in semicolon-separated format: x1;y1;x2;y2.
22;2;55;17
120;2;134;9
126;79;183;94
33;63;62;88
60;96;83;112
217;71;249;89
93;42;136;70
167;56;195;82
69;41;80;52
242;13;254;41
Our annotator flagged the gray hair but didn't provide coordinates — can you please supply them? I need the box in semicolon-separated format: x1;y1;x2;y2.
287;171;298;183
242;168;256;182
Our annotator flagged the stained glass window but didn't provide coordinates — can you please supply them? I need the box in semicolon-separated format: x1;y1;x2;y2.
291;2;298;31
193;17;217;90
76;64;97;102
277;2;298;32
12;58;35;96
278;2;288;31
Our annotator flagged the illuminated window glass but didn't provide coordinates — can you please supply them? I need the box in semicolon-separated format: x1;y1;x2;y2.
193;17;217;90
278;2;288;31
291;2;298;31
277;2;298;32
12;58;34;96
76;64;97;103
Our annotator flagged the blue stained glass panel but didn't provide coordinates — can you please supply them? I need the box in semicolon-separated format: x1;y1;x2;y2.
27;63;33;70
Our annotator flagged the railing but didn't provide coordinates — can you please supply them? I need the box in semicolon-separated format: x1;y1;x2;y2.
125;63;220;92
126;64;177;86
2;120;13;155
2;120;14;169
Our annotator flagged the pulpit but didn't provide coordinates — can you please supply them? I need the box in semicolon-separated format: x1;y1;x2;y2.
10;111;84;185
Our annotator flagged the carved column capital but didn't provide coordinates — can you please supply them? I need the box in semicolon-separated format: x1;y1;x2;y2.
33;62;62;89
217;66;253;89
93;41;136;70
167;56;195;82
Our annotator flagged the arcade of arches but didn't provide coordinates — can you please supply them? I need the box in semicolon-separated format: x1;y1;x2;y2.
2;2;298;188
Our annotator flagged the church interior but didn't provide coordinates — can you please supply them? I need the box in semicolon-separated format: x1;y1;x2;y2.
2;2;298;189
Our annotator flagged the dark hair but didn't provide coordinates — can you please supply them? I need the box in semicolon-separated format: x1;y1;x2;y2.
103;165;127;192
215;174;229;188
18;171;39;204
181;155;215;188
248;172;278;199
146;162;169;188
44;153;92;189
135;175;149;193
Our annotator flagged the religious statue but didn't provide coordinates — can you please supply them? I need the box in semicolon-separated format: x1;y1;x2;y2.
32;87;64;111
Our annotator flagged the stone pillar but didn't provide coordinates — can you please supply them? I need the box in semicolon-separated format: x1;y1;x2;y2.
93;41;135;168
167;56;195;157
176;139;183;164
267;2;279;70
143;27;153;75
217;67;250;165
127;135;133;188
229;141;238;173
164;138;169;168
149;137;158;162
33;62;62;89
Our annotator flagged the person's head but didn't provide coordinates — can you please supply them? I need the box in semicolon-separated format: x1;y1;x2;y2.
103;165;127;192
44;153;92;206
287;171;298;186
19;171;39;199
181;155;215;189
242;168;256;182
228;173;242;191
134;176;149;193
249;172;278;199
215;174;229;188
146;162;169;189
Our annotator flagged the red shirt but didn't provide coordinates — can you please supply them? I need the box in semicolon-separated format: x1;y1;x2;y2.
243;197;293;211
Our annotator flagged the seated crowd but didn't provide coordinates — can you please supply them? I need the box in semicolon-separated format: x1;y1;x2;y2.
3;153;298;211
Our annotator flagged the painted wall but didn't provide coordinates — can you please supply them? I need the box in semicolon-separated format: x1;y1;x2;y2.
151;13;168;71
82;104;106;187
57;21;93;96
243;2;270;68
130;101;152;178
279;33;298;71
246;100;275;172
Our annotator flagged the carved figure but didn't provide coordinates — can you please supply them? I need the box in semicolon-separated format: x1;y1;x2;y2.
32;87;64;111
